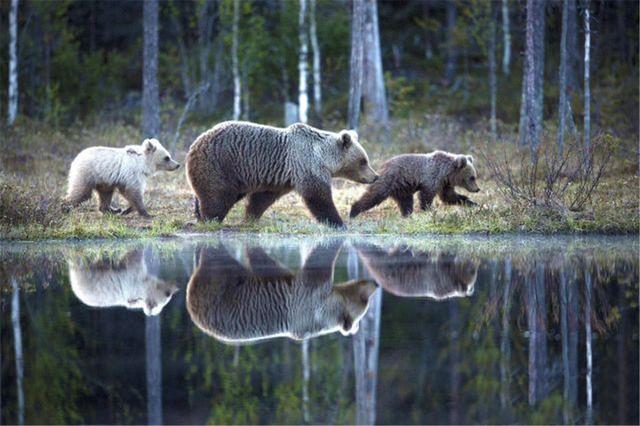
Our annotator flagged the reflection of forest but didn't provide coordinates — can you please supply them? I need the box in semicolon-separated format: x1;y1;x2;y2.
0;236;637;425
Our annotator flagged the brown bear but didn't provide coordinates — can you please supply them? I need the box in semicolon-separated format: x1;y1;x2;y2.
350;151;480;218
354;242;478;300
186;240;377;344
185;121;378;227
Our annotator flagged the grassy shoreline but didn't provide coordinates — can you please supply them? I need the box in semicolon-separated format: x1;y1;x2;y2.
1;118;638;242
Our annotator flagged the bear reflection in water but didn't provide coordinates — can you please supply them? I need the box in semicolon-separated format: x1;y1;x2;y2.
67;248;179;316
355;243;478;300
187;240;377;344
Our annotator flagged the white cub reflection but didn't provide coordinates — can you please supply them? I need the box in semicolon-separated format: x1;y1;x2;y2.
67;248;179;316
355;243;478;300
187;239;377;344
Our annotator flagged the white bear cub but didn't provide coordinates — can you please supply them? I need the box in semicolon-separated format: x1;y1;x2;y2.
65;138;180;217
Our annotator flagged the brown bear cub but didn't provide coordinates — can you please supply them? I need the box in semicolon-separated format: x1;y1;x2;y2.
186;121;378;227
350;151;480;218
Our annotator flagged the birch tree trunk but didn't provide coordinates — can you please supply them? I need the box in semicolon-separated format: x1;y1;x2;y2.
8;0;19;126
444;1;457;83
11;278;24;426
146;316;163;425
309;0;322;118
362;0;388;126
557;0;569;153
502;0;511;75
347;0;365;130
232;0;241;121
583;2;591;157
298;0;309;123
489;2;498;141
142;0;160;137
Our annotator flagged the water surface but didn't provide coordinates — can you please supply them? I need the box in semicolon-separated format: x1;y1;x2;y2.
1;234;638;425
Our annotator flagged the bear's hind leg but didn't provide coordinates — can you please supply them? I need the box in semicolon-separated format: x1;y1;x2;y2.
391;193;414;217
350;183;390;218
121;187;151;218
66;183;93;208
245;189;289;220
97;188;120;214
198;190;243;222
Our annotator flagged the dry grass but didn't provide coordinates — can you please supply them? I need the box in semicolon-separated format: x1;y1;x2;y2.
0;116;638;241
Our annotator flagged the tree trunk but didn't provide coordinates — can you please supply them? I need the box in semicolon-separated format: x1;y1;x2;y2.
444;1;457;83
347;0;365;130
8;0;19;126
142;0;160;137
489;2;498;141
298;0;309;123
522;0;544;158
11;278;24;426
502;0;511;75
171;10;193;99
362;0;388;126
197;0;215;112
583;2;591;157
309;0;322;118
146;315;163;425
232;0;241;120
557;0;568;153
566;0;578;92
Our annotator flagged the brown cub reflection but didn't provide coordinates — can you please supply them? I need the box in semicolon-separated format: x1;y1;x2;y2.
355;243;478;299
187;240;377;344
68;248;179;316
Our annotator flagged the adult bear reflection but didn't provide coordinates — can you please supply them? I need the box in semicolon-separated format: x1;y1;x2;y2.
187;240;377;344
355;243;478;300
67;248;179;316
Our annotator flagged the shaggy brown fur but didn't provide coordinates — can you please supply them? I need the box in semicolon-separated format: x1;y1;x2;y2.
355;243;478;300
350;151;480;218
185;121;378;227
186;240;377;343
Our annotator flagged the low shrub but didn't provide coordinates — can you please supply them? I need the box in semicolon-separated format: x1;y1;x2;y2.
0;175;67;229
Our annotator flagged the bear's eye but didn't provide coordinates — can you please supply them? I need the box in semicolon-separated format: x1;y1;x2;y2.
470;176;476;181
360;158;367;167
164;156;170;161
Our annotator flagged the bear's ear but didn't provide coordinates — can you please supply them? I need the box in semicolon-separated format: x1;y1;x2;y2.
143;139;157;154
339;130;357;149
466;155;474;164
454;155;467;169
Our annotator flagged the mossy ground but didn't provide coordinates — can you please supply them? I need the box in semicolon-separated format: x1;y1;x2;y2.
1;117;638;241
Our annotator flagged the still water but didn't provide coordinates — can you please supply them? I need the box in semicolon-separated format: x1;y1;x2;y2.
0;234;638;425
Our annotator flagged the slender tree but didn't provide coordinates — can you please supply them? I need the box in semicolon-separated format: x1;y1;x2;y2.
362;0;388;125
488;2;498;141
557;0;569;153
444;1;457;83
502;0;511;74
7;0;19;126
309;0;322;118
232;0;241;120
566;0;579;91
298;0;309;123
583;2;591;157
521;0;545;156
347;0;365;130
142;0;160;137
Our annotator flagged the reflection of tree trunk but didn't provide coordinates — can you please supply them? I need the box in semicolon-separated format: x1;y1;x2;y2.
146;316;163;425
350;246;380;425
449;302;460;424
585;269;593;424
500;258;512;413
527;263;547;406
302;340;310;424
617;284;627;424
560;265;578;423
11;278;24;426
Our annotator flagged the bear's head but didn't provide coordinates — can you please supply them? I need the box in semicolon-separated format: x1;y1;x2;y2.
316;278;378;337
142;138;181;172
451;154;480;193
334;130;379;184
